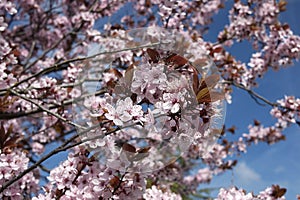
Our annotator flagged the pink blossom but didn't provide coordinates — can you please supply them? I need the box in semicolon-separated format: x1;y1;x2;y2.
0;0;17;15
0;150;39;199
143;185;182;200
216;187;254;200
105;97;144;126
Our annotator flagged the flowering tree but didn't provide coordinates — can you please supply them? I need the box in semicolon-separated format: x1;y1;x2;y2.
0;0;299;199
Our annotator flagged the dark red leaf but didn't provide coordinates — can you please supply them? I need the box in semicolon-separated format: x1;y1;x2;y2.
146;48;160;63
165;54;188;68
191;67;199;94
212;46;223;54
254;119;261;126
271;185;287;198
109;175;121;189
122;143;136;153
137;146;151;153
0;123;6;148
108;68;123;78
227;126;237;134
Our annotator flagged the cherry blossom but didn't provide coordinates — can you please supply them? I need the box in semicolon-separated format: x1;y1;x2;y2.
143;185;182;200
0;150;39;199
0;0;299;199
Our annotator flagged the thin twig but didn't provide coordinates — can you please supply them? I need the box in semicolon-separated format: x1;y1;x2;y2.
0;89;106;119
226;80;278;107
8;89;87;129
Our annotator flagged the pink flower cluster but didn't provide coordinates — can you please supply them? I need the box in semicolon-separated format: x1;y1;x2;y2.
216;187;254;200
271;96;300;129
216;186;286;200
143;185;182;200
243;124;284;145
0;150;39;199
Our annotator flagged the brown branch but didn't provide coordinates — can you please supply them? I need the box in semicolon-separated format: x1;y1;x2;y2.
0;89;106;119
226;80;300;126
226;80;278;107
24;33;69;71
8;89;87;129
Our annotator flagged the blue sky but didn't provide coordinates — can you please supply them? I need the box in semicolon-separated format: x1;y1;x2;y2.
206;1;300;199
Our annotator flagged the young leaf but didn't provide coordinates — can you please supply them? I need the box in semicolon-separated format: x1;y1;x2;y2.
109;175;121;189
122;143;136;153
199;74;220;91
146;48;160;63
199;91;225;103
165;54;188;68
271;185;287;198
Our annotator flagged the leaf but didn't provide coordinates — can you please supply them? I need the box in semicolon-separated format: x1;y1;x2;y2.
166;157;177;167
165;54;188;68
108;68;123;78
124;63;135;85
191;67;199;94
278;0;287;12
254;119;261;126
196;87;209;102
271;185;287;198
12;48;21;57
0;123;6;148
3;135;21;149
122;143;136;153
199;74;220;91
193;58;209;68
201;91;225;103
212;46;223;54
109;175;121;189
137;146;151;153
131;152;149;161
146;48;160;63
227;126;237;134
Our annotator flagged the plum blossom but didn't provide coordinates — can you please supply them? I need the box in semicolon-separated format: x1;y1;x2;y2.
184;167;213;187
0;17;7;31
143;185;182;200
0;0;299;199
105;97;144;126
0;0;17;15
216;187;254;200
131;63;168;102
0;150;39;199
48;154;80;190
270;96;300;129
243;124;285;145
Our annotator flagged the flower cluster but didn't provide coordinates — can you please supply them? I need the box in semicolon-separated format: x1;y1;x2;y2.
270;96;300;129
216;187;254;200
216;185;286;200
0;150;39;199
243;124;285;145
105;97;144;126
143;185;182;200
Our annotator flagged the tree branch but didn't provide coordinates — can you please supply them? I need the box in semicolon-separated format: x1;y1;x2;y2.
226;80;278;107
8;89;87;129
0;89;106;119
